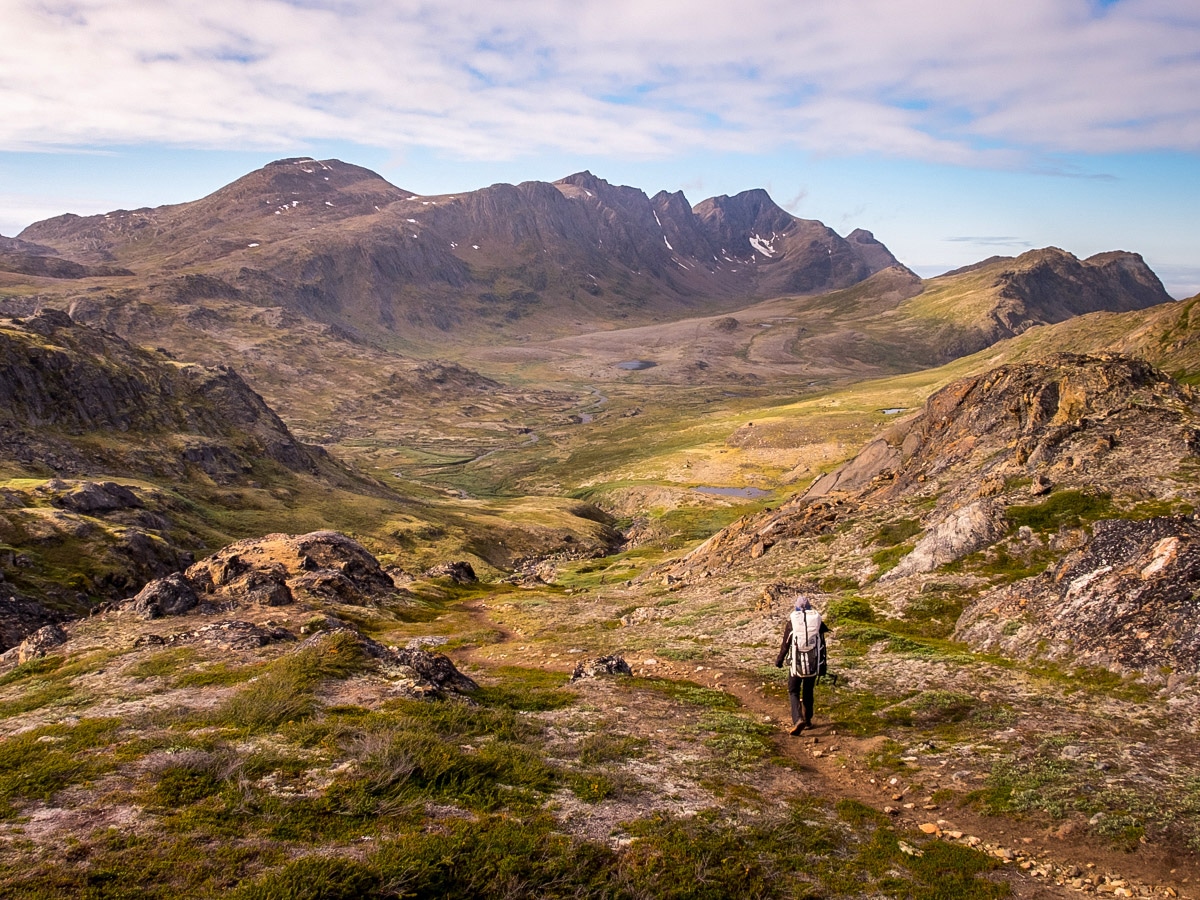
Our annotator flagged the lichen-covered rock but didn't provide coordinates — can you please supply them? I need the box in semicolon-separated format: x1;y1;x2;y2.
4;623;68;664
956;515;1200;675
421;561;478;584
164;620;296;650
381;646;479;695
126;573;200;619
884;501;1005;580
571;655;633;681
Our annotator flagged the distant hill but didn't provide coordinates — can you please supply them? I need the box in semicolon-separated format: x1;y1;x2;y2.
0;309;390;621
15;158;899;340
900;247;1172;358
507;247;1174;386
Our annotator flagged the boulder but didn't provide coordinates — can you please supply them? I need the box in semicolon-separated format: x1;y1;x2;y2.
7;623;68;664
53;481;141;514
421;561;478;584
126;573;200;619
571;655;633;681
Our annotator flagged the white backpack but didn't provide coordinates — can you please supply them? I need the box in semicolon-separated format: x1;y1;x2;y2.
789;608;824;677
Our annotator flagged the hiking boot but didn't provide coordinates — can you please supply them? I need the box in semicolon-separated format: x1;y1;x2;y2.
789;720;806;736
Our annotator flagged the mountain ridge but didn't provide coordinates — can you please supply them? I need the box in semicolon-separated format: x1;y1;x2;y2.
14;158;902;340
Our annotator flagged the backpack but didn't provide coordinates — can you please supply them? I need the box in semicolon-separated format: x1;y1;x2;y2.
789;608;826;677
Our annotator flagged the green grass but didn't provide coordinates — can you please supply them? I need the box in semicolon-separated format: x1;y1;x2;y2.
826;595;876;624
126;647;200;680
0;678;76;719
872;518;922;547
206;632;371;733
0;718;123;816
0;654;65;686
1006;489;1114;533
872;542;914;575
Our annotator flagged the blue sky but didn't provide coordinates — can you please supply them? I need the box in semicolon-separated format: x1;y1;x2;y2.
2;0;1198;296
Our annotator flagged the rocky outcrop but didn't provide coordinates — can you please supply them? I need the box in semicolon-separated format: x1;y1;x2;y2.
807;353;1200;511
668;354;1200;583
49;480;141;514
956;516;1200;676
883;501;1006;580
134;620;296;650
124;531;407;617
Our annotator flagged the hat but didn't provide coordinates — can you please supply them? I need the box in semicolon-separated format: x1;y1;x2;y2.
794;595;811;610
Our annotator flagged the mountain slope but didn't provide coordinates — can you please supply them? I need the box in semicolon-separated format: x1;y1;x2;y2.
666;352;1200;677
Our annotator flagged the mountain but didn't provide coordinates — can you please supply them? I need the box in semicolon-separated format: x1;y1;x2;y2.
507;246;1173;388
900;247;1172;358
15;158;900;340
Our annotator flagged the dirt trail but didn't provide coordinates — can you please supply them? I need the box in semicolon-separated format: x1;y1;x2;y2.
717;669;1195;900
455;598;1197;900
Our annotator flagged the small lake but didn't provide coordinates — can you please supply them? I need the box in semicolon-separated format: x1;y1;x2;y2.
881;407;908;415
616;360;657;370
695;486;771;499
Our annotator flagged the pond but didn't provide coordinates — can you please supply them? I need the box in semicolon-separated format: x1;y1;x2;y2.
881;407;908;415
695;486;771;499
616;360;657;370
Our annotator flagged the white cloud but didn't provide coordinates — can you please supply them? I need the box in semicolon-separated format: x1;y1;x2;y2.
0;0;1197;165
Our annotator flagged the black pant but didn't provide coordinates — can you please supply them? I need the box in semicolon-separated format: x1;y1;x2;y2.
788;675;816;725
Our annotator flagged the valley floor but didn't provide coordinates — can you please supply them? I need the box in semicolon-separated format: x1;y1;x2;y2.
2;565;1196;899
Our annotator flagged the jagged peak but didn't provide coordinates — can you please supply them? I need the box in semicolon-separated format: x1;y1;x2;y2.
556;171;609;192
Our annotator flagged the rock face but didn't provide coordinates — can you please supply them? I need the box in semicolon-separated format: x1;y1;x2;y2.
124;531;406;617
957;516;1200;675
883;501;1005;580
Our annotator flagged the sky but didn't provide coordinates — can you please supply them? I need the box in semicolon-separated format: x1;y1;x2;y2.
1;0;1198;296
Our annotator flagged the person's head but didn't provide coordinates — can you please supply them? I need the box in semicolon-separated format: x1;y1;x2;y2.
794;595;811;611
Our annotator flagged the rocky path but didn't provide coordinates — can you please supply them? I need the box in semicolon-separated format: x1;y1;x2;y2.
717;670;1195;900
456;598;1197;900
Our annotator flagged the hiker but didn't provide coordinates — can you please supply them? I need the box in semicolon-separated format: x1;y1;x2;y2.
774;594;829;735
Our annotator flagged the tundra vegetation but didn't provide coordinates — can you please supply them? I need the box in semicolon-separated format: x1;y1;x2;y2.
1;165;1198;896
